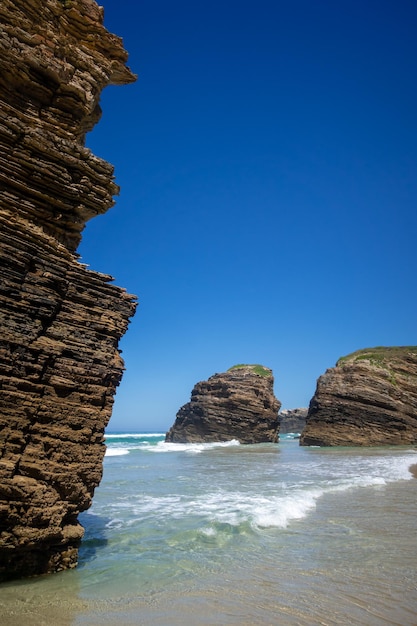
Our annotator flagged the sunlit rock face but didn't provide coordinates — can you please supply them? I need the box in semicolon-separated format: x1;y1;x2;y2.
300;347;417;447
166;365;281;444
0;0;137;580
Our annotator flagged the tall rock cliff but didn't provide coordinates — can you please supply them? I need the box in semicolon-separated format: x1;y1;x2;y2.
300;347;417;446
165;365;281;444
0;0;137;580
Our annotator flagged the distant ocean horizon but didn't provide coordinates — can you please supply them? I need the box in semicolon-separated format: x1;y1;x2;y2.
2;432;417;625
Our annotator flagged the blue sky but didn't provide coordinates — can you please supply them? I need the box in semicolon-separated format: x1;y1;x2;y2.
78;0;417;432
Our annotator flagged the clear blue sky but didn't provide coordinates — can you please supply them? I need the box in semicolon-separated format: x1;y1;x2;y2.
78;0;417;433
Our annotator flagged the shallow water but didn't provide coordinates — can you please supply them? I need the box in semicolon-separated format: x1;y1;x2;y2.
1;434;417;625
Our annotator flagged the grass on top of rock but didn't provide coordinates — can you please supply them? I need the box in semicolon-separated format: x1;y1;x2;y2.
337;346;417;369
228;364;272;377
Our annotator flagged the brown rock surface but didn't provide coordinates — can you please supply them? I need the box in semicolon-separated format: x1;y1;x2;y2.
0;0;136;580
300;347;417;446
165;365;281;444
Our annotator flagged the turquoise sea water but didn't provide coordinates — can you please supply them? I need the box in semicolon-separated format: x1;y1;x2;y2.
1;433;417;625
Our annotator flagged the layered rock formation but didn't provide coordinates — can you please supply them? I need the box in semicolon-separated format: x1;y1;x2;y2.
0;0;136;580
279;408;307;434
165;365;281;444
300;347;417;446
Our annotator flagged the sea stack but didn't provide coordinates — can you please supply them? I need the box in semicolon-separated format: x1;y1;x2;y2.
279;408;308;434
300;347;417;446
165;365;281;444
0;0;136;580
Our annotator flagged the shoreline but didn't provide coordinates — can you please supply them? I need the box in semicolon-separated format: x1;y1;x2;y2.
1;443;417;626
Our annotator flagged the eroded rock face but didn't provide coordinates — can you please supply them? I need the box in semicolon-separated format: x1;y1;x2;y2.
279;408;307;434
165;365;281;444
300;347;417;446
0;0;136;580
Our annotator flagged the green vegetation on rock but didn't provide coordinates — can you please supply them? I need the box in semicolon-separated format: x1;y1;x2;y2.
336;346;417;386
228;364;272;377
337;346;417;366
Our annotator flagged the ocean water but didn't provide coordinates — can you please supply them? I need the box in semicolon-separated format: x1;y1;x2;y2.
1;433;417;625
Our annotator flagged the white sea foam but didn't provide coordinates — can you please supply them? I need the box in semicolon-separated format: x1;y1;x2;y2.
99;450;417;530
105;448;129;456
151;439;241;454
111;488;324;529
336;452;415;484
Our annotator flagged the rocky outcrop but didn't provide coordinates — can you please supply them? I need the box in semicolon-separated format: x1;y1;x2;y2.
300;347;417;446
0;0;136;580
165;365;281;444
279;408;307;434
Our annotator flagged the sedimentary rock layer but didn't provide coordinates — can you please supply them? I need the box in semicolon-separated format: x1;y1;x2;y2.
0;0;136;580
166;365;281;444
300;347;417;446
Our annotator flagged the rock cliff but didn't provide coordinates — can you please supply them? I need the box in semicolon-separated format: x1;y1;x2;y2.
300;347;417;446
0;0;136;580
165;365;281;444
279;408;307;434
